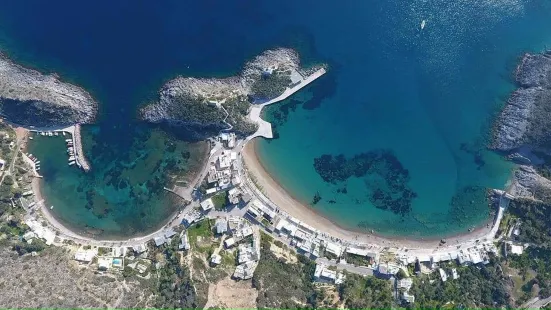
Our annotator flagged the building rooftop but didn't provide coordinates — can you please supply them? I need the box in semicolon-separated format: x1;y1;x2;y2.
179;233;190;250
164;228;176;239
224;237;235;248
211;254;222;265
215;218;228;234
200;198;214;212
511;244;524;255
154;236;167;247
439;268;448;282
325;242;343;257
397;278;413;290
452;268;459;280
133;244;147;254
74;250;96;263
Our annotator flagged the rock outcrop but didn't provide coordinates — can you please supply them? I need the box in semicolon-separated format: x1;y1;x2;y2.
492;52;551;151
510;165;551;200
0;54;98;127
140;48;314;140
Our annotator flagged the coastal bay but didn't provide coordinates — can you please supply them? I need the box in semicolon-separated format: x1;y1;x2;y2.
1;0;551;239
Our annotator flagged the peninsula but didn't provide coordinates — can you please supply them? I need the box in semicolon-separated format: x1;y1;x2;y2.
140;48;325;139
0;54;98;127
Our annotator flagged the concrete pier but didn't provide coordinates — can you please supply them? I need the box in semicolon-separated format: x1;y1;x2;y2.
73;124;90;172
247;67;326;140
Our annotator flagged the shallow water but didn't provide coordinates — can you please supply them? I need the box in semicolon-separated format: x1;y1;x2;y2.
1;0;551;238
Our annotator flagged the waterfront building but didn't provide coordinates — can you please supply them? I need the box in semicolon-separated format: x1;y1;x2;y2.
133;244;147;254
154;236;167;247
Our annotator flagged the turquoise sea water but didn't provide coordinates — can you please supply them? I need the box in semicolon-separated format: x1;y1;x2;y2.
1;1;551;238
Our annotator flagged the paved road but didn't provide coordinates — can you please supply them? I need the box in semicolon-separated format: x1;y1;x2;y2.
522;296;551;309
316;257;374;276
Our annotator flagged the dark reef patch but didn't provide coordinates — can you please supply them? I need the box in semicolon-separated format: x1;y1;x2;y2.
448;186;490;225
271;98;302;126
313;150;416;216
460;142;486;170
302;64;338;110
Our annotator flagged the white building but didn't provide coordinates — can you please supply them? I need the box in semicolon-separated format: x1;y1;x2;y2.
154;236;167;247
325;242;343;257
211;254;222;265
439;268;448;282
233;261;257;280
314;263;346;285
98;257;112;271
215;218;228;235
452;268;459;280
224;237;235;248
133;244;147;254
74;250;96;263
179;233;190;250
397;278;413;290
510;244;524;255
402;292;415;304
200;198;214;212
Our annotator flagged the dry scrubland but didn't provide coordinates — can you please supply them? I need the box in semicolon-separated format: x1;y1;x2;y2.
0;246;152;308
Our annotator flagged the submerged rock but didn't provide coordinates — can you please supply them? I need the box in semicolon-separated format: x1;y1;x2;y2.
492;52;551;151
140;48;322;140
0;54;98;127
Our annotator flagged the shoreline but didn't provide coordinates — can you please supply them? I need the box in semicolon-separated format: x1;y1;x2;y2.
19;125;206;245
242;139;494;249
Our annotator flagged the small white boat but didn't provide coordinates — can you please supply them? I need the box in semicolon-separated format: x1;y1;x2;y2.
54;132;59;136
69;156;75;161
68;161;75;166
62;132;66;136
35;161;40;164
65;139;72;142
29;136;33;140
421;20;426;30
40;132;45;136
50;205;54;210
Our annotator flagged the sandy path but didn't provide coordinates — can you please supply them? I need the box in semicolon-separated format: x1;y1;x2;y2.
242;140;493;249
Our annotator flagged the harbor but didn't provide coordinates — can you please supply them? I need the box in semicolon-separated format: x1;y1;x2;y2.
29;124;91;172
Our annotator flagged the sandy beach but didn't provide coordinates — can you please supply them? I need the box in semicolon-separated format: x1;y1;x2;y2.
242;140;494;249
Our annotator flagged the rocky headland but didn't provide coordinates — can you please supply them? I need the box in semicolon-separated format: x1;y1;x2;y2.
492;52;551;151
0;54;98;127
492;51;551;200
140;48;320;140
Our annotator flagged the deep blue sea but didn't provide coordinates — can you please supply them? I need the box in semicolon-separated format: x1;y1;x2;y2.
1;0;551;238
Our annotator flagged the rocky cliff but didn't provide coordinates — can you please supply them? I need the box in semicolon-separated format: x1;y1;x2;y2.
492;51;551;200
492;52;551;151
0;54;98;127
140;48;316;140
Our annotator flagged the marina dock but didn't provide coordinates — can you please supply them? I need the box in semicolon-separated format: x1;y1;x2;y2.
30;124;91;172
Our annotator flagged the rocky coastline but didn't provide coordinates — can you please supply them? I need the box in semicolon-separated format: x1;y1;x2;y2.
140;48;320;140
0;53;98;127
492;51;551;200
492;51;551;151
